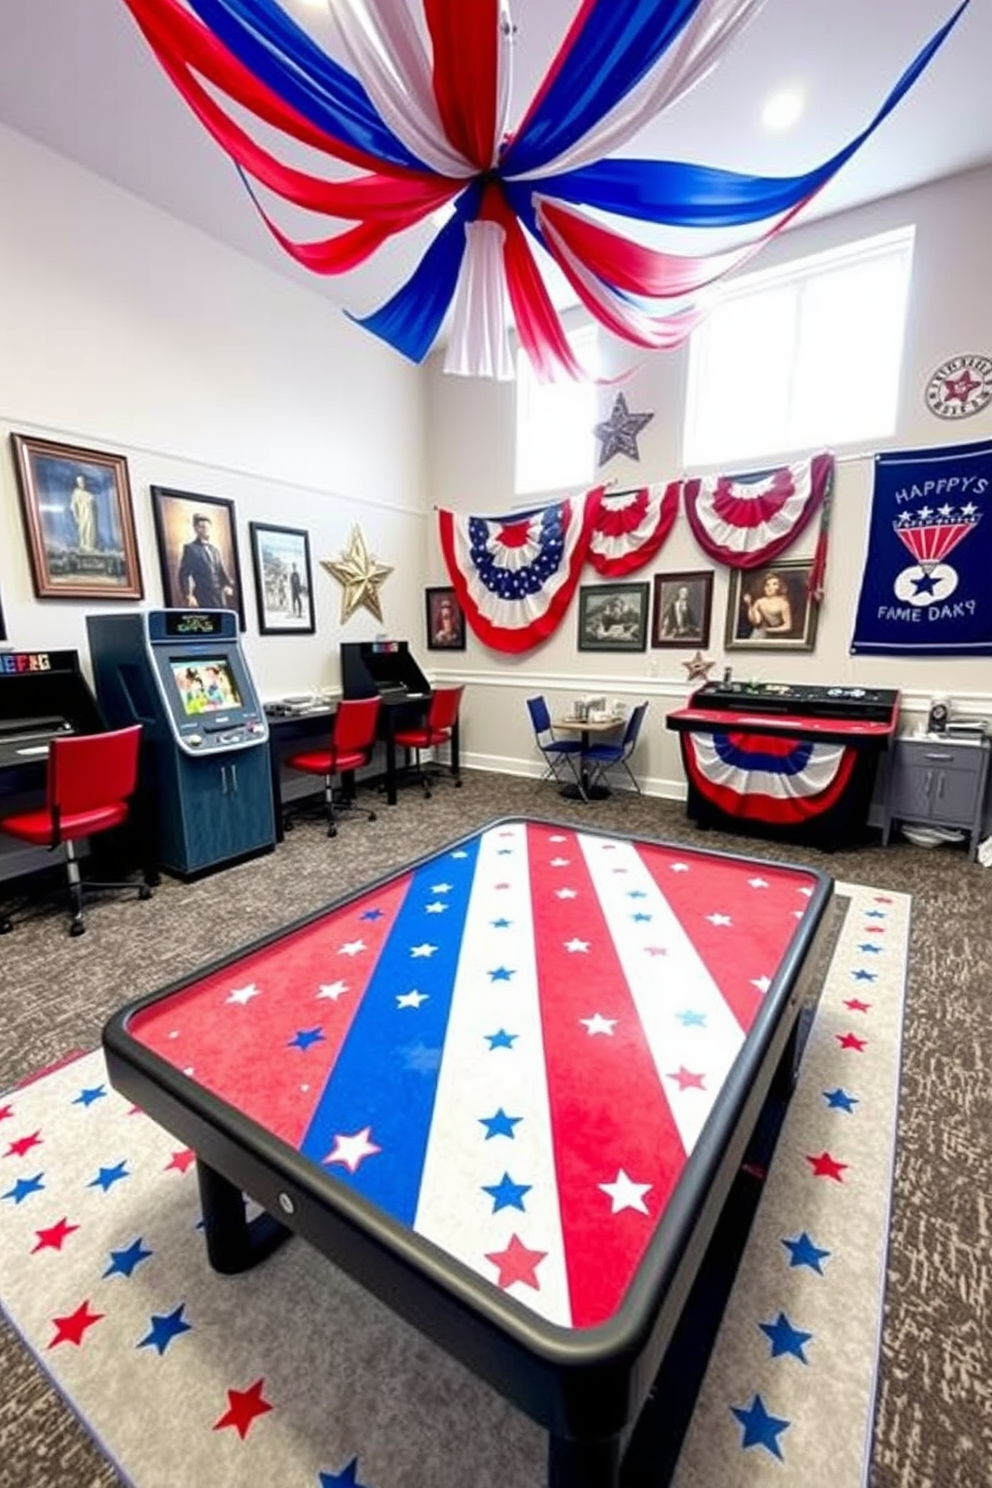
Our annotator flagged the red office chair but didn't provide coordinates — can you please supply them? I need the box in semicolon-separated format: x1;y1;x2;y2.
0;724;152;938
284;696;380;837
393;686;464;799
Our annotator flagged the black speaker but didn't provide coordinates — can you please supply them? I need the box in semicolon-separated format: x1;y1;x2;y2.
927;697;949;733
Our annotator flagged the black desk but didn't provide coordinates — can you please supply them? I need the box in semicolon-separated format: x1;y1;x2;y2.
103;817;832;1488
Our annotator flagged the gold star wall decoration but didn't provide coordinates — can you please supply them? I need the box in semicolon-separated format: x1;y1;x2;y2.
681;651;715;684
321;526;393;623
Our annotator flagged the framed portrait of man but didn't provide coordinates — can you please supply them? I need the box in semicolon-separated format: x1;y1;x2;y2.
725;558;820;651
151;486;245;631
250;522;315;636
651;570;713;648
425;586;466;651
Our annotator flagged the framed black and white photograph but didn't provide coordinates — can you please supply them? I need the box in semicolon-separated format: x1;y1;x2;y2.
725;559;820;651
577;582;649;652
11;434;143;601
651;570;713;649
249;522;315;635
425;586;466;651
151;486;245;631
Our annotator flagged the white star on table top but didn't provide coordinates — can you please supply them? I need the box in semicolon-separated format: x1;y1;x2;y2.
599;1168;653;1214
431;882;453;894
338;939;367;957
565;937;590;953
321;525;393;623
581;1013;617;1036
317;980;349;1001
752;975;772;992
324;1126;381;1173
425;901;449;914
226;982;261;1005
410;943;438;958
706;913;733;926
397;990;429;1009
555;888;578;899
748;877;769;889
550;857;570;868
670;863;690;873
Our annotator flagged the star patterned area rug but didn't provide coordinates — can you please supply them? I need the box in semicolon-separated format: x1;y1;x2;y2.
0;880;908;1488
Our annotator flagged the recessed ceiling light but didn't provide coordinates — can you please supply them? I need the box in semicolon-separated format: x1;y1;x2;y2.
762;88;805;132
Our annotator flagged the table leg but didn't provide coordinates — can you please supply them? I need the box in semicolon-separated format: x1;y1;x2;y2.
196;1158;292;1274
548;1430;622;1488
384;721;398;806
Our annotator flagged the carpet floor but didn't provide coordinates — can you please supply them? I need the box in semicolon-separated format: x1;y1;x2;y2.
1;770;990;1487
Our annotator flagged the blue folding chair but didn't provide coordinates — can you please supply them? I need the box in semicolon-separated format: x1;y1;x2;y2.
526;696;583;789
582;702;649;795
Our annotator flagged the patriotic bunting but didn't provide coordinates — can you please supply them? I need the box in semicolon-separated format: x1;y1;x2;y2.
438;492;600;653
118;0;971;380
586;481;680;577
679;731;859;824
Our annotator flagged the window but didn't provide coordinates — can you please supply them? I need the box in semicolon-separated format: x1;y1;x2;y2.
683;227;915;468
514;323;599;496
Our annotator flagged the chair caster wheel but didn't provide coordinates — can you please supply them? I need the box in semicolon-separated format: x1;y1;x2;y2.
283;819;295;832
369;811;377;823
424;790;433;801
70;920;86;938
0;918;12;935
455;778;463;787
327;825;338;838
139;885;153;901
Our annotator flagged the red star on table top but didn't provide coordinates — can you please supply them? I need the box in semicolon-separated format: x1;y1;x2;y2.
943;369;981;403
165;1148;197;1174
843;998;872;1013
806;1151;849;1182
644;945;668;957
681;651;715;683
837;1031;867;1052
213;1378;274;1439
33;1218;80;1253
667;1066;706;1091
484;1233;547;1291
0;1104;14;1122
5;1130;42;1157
48;1300;104;1348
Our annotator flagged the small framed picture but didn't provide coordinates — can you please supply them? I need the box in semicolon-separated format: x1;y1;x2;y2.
151;486;245;630
249;522;315;635
11;434;143;600
725;559;820;651
651;570;713;649
425;586;466;651
577;582;649;652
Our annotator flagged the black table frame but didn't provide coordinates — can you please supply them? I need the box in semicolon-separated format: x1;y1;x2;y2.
103;817;832;1488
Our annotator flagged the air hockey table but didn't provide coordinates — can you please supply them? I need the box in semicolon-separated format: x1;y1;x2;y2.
103;817;833;1488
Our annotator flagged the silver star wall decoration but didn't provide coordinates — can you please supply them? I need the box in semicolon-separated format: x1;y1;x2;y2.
593;392;654;466
321;526;393;623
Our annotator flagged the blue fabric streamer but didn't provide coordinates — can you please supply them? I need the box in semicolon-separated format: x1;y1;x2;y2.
501;0;701;177
185;0;428;171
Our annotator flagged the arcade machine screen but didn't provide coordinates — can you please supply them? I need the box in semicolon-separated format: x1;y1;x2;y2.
170;658;243;717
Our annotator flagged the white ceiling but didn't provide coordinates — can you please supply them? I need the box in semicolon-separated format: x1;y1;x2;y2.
1;0;990;324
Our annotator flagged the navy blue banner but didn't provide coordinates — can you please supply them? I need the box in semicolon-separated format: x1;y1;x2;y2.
851;439;992;655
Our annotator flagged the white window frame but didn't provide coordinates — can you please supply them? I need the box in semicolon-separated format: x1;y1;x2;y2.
682;226;915;470
514;322;599;498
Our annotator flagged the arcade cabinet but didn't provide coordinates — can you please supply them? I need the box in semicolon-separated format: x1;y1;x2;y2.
87;611;275;877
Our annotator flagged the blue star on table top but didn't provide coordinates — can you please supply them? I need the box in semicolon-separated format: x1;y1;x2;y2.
491;917;512;929
89;1162;129;1193
2;1172;44;1204
781;1231;831;1273
482;1172;532;1213
359;908;383;921
289;1027;326;1050
486;1029;518;1050
104;1237;154;1279
631;912;652;923
480;1108;522;1139
731;1394;790;1458
73;1085;107;1107
488;966;515;982
677;1010;707;1028
319;1459;366;1488
824;1087;859;1113
138;1304;192;1355
627;890;648;899
758;1311;813;1363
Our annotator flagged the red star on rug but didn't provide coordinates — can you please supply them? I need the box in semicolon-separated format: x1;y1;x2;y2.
843;998;872;1013
33;1218;80;1253
873;896;893;904
484;1233;547;1291
48;1300;104;1348
837;1031;867;1052
5;1130;42;1157
863;926;886;935
165;1148;197;1174
806;1151;849;1182
213;1378;274;1439
667;1067;706;1091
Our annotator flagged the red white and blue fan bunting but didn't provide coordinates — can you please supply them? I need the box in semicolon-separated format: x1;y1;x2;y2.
438;494;599;653
680;731;858;824
118;0;971;380
682;451;834;575
586;481;679;576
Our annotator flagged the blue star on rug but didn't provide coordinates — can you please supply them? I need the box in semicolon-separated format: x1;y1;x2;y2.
758;1311;813;1362
731;1393;790;1458
593;392;654;465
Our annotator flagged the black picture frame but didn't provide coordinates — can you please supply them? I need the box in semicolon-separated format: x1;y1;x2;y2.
249;522;316;636
651;570;713;649
10;433;144;601
425;586;466;651
577;582;649;652
725;559;820;651
151;486;245;631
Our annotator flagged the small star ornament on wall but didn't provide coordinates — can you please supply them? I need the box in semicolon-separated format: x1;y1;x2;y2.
593;392;654;466
321;526;393;623
681;651;715;684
